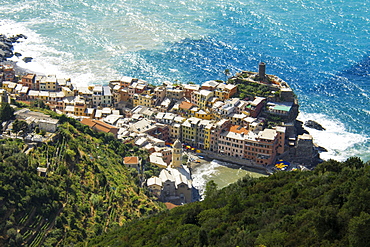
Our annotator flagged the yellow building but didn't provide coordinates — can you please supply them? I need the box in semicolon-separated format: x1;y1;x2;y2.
169;116;186;142
132;93;156;108
74;98;88;117
1;81;17;93
197;119;214;150
181;117;201;147
132;94;140;107
40;75;57;91
62;87;74;97
195;110;213;120
194;90;214;109
38;91;49;101
214;83;238;101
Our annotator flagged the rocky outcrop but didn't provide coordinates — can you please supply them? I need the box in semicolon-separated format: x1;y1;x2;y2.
304;120;325;131
0;34;27;62
294;120;309;135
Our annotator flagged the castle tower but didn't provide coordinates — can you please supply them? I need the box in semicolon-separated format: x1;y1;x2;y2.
258;62;266;79
171;139;182;168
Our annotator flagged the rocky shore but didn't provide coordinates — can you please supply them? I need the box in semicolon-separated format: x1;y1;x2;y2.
0;34;28;62
0;33;32;76
304;120;326;131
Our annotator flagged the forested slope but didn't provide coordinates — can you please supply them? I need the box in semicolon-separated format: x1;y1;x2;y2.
0;116;162;247
84;157;370;247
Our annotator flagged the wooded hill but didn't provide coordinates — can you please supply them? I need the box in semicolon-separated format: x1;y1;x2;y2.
82;157;370;247
0;112;163;247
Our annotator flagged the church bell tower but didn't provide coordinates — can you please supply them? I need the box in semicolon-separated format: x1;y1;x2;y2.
171;139;182;168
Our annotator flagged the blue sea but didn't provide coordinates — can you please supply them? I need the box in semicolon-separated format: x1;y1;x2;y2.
1;0;369;162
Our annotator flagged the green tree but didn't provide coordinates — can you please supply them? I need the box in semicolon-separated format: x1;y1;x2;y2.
0;103;15;122
204;180;218;199
224;69;231;82
31;99;48;109
348;212;370;246
12;119;28;136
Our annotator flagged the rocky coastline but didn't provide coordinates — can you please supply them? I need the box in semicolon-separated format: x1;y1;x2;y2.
0;34;28;62
0;33;32;76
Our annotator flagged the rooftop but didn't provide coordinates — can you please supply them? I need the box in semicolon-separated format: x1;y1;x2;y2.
124;156;139;165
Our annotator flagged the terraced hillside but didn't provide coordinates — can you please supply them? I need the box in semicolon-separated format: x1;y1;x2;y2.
0;116;163;247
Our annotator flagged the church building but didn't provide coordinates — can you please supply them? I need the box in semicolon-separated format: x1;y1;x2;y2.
147;139;193;205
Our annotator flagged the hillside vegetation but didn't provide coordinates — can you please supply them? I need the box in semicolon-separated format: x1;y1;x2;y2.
0;115;163;247
83;157;370;247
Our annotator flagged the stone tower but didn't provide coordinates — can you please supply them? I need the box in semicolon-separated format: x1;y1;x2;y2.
258;62;266;79
171;139;182;168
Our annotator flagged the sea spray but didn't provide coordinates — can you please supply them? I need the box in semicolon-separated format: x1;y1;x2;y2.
192;160;267;198
297;112;369;161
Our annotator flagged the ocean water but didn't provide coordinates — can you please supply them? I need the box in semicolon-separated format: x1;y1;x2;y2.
192;160;267;198
1;0;369;162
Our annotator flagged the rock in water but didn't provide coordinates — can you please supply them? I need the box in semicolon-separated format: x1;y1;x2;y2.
23;57;33;63
304;120;326;131
0;33;27;61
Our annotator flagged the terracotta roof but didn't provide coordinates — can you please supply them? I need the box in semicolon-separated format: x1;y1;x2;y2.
81;118;96;128
81;118;118;136
164;202;179;210
124;156;139;164
229;125;249;134
179;101;195;110
23;74;35;79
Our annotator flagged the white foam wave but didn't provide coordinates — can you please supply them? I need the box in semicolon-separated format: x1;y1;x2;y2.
298;112;369;161
1;20;73;77
0;19;121;86
191;160;222;197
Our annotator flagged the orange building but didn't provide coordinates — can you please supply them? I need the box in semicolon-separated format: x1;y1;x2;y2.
21;74;36;89
81;118;119;138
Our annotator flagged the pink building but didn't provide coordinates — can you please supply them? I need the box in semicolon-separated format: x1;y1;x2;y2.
218;125;248;158
210;119;231;152
216;124;286;166
244;129;280;166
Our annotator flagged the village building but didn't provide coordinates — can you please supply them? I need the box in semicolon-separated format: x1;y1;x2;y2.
214;83;237;100
81;118;119;138
2;64;15;82
20;73;36;89
182;84;200;100
209;119;231;152
201;80;219;91
2;81;17;94
14;108;59;133
191;89;213;109
153;86;166;105
128;80;147;98
245;96;266;117
181;117;201;147
39;75;57;91
147;139;193;205
165;87;184;100
123;156;141;172
149;152;168;168
0;88;10;104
